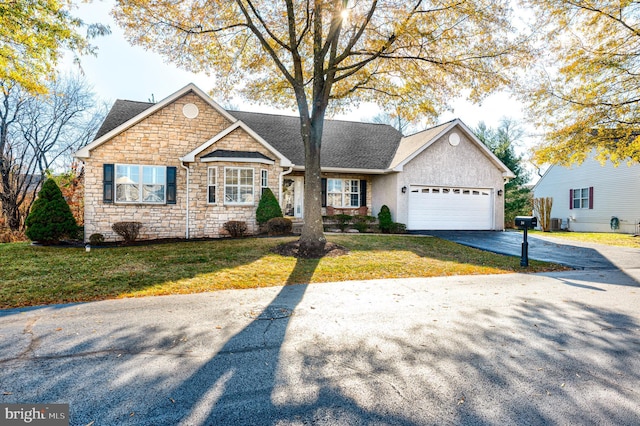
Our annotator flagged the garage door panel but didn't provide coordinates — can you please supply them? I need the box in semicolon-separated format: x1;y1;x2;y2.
408;186;492;230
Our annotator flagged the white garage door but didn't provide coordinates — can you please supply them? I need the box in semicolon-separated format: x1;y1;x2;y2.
408;186;493;230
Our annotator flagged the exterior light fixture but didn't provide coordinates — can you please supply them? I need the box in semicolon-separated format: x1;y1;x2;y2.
497;189;503;196
401;186;407;194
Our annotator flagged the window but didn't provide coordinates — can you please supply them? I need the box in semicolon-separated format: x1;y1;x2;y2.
115;165;166;203
327;178;360;207
261;169;268;194
225;167;254;205
572;187;591;209
208;167;217;203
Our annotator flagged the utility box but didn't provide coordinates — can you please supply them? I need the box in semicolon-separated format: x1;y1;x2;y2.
515;216;538;229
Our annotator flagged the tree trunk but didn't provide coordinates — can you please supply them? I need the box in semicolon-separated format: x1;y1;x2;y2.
297;116;327;258
1;198;22;231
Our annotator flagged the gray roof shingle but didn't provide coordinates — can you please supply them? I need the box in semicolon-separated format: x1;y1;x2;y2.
229;111;402;170
94;100;154;140
94;100;403;170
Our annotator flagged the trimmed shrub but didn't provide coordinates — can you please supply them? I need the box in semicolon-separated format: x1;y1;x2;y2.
389;222;407;234
267;217;293;236
25;179;78;244
353;215;376;233
256;188;283;225
378;205;393;233
335;214;352;232
89;233;105;245
112;221;143;243
224;220;247;238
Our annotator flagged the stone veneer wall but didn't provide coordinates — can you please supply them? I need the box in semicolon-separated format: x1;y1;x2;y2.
83;92;285;242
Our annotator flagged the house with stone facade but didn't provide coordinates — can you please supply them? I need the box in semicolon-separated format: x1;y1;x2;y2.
75;83;514;241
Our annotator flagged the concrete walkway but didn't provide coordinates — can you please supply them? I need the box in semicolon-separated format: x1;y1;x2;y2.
1;237;639;425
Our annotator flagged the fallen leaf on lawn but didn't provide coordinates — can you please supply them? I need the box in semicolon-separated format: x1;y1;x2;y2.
85;421;95;426
169;398;175;404
457;397;465;405
130;412;135;417
3;392;12;395
55;328;62;332
561;383;565;388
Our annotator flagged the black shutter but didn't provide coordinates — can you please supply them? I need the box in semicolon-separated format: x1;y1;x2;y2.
321;178;327;207
103;164;114;203
360;180;367;207
166;166;177;204
589;186;594;209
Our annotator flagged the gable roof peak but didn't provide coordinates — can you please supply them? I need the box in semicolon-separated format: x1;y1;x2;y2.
76;83;236;159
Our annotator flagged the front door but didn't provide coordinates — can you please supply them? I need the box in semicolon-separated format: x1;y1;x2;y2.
282;177;304;218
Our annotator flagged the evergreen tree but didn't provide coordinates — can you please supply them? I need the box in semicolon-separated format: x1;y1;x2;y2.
378;205;393;233
256;188;283;225
475;119;532;227
25;179;77;244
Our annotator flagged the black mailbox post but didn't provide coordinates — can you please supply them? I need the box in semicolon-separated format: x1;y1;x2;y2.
515;216;538;267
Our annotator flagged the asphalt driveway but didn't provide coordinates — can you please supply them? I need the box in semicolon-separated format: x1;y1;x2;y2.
420;230;640;270
1;235;639;425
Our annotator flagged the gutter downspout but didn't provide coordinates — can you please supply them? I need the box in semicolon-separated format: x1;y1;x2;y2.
180;161;190;239
279;166;294;206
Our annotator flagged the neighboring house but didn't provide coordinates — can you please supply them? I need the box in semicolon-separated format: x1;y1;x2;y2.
533;154;640;233
75;83;515;241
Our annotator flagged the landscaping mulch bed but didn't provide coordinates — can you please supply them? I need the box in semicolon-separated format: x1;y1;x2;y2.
271;240;349;258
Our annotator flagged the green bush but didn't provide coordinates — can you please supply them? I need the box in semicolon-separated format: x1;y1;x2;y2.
335;214;352;232
378;205;393;233
89;233;105;245
389;222;407;234
224;220;247;238
25;179;78;244
256;188;283;225
353;215;376;233
267;217;293;236
112;222;143;243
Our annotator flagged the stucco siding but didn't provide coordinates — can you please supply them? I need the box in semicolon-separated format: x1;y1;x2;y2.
533;157;640;233
395;130;505;229
372;173;399;220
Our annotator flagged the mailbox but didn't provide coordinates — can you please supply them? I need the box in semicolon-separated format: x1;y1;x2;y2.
515;216;538;229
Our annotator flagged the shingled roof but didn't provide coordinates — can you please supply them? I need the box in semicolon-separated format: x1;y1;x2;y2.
93;99;403;170
229;111;402;170
94;100;154;140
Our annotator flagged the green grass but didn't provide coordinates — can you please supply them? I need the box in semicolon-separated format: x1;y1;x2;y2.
0;235;567;309
530;230;640;248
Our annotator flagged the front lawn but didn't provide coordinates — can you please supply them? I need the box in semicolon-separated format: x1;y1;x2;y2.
531;231;640;248
0;235;566;309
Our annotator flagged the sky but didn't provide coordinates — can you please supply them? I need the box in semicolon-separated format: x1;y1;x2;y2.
62;1;530;139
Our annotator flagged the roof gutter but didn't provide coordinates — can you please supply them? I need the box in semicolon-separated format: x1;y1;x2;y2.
291;165;391;175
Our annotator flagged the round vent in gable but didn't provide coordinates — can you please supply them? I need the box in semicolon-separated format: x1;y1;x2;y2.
448;132;460;146
183;103;199;119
